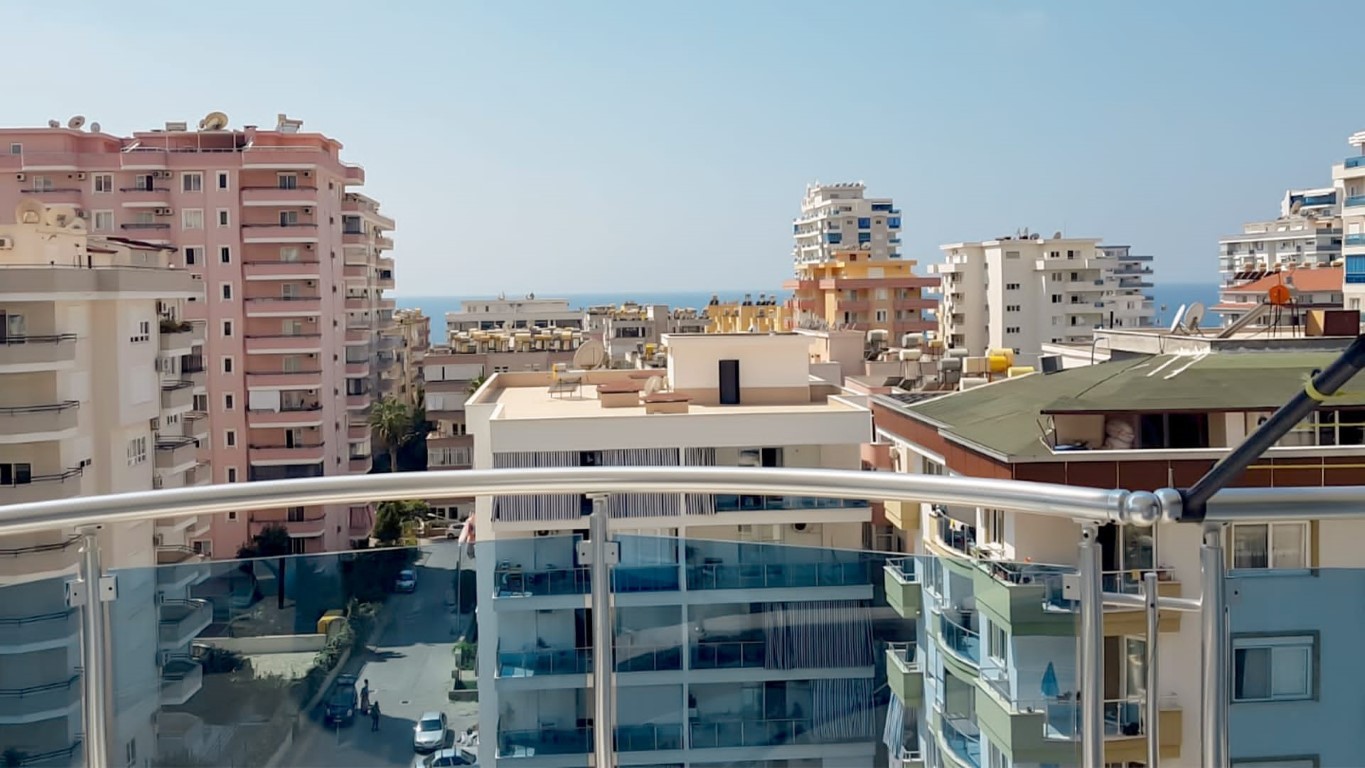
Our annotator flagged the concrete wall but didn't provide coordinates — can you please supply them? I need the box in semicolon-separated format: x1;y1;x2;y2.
201;633;326;654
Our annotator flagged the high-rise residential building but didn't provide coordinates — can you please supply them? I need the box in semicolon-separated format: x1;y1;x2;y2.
393;307;431;406
0;113;396;555
785;250;937;339
1218;187;1341;288
936;232;1154;359
792;182;902;266
1099;245;1157;328
446;295;584;333
868;325;1365;767
1213;265;1345;329
467;333;885;767
1333;130;1365;309
0;203;210;765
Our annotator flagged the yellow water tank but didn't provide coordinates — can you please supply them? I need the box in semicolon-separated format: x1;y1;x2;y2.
1007;366;1035;378
987;348;1015;373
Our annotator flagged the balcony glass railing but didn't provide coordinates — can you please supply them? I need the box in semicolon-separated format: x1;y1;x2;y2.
1346;155;1365;168
690;639;766;669
938;611;980;665
712;494;870;512
1346;233;1365;246
1346;194;1365;207
496;647;591;676
939;713;981;767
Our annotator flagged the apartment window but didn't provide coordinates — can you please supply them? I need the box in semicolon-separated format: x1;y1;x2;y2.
216;171;230;190
221;356;234;374
182;172;203;192
287;507;306;522
130;321;151;343
8;143;20;155
1051;294;1062;304
1233;634;1315;702
0;463;32;485
1005;282;1020;290
291;538;308;555
220;283;233;300
183;246;202;266
874;310;888;322
1004;250;1020;260
30;175;54;192
279;210;299;226
1005;326;1021;334
1051;273;1062;281
191;540;214;556
987;623;1007;665
1231;522;1309;570
217;209;230;227
224;393;235;411
182;209;204;230
1005;304;1021;312
219;246;231;264
857;217;871;229
93;174;113;193
93;210;114;232
226;468;238;483
221;320;233;337
278;173;299;190
134;174;154;191
280;246;301;262
983;508;1005;545
225;430;236;448
126;437;147;466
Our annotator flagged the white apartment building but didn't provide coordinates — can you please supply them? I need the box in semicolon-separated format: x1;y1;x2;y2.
792;182;903;266
1099;245;1156;328
1332;130;1365;309
446;295;584;333
936;233;1127;359
1218;188;1341;287
467;334;886;767
0;202;211;765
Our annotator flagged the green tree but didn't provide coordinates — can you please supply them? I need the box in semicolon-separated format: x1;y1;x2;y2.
467;375;487;396
237;524;293;610
369;397;413;473
372;499;428;545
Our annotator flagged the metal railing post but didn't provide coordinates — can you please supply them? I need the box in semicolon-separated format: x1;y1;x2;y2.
71;526;111;768
584;495;618;767
1201;524;1229;767
1078;523;1104;768
1145;570;1160;768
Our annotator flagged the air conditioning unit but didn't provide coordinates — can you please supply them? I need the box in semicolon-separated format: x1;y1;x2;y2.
14;173;24;181
306;317;316;323
303;208;313;215
790;522;821;535
156;170;174;179
75;172;87;180
155;207;172;216
305;243;314;250
0;237;13;250
302;171;312;178
306;280;316;287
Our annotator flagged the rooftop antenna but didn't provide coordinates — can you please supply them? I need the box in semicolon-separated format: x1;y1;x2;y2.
66;116;85;130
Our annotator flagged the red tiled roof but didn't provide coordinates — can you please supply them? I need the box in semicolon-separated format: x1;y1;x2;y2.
1223;266;1342;295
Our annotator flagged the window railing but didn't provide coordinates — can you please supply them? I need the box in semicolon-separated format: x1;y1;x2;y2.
495;647;591;677
690;639;766;669
0;333;77;345
938;611;980;665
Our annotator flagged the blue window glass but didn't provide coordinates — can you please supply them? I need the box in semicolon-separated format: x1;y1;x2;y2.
857;218;871;229
1347;255;1365;283
888;217;902;228
858;232;872;244
826;233;842;245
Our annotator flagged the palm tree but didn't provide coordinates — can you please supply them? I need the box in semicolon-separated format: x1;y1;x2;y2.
369;397;412;473
237;524;293;610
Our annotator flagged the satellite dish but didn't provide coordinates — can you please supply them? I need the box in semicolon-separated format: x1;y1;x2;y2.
1184;302;1206;331
199;111;229;131
1168;304;1188;334
89;122;101;133
643;376;665;397
67;116;85;130
47;120;60;128
15;198;45;224
572;339;608;370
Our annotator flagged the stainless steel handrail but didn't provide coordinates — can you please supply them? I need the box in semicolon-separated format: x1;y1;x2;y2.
0;466;1161;536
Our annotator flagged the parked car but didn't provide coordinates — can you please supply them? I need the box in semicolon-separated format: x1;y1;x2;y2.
413;710;450;752
410;748;471;768
396;569;417;593
324;673;359;725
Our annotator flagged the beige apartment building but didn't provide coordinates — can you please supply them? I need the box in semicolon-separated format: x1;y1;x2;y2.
0;202;211;765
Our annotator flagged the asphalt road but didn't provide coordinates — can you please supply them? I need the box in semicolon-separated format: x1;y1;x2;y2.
284;541;478;767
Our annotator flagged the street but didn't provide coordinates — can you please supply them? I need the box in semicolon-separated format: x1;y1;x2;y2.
283;541;478;766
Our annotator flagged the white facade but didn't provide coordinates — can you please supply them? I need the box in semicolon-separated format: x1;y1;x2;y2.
0;203;209;765
935;234;1127;358
1099;245;1157;329
446;295;584;336
792;182;902;267
1332;130;1365;309
1218;188;1341;287
466;334;882;767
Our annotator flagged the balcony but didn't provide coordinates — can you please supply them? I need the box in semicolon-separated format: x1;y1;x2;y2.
242;259;322;279
239;186;320;205
345;361;370;377
0;334;76;370
493;563;591;599
160;658;204;706
1346;233;1365;247
248;443;326;463
497;727;591;758
973;561;1076;635
1347;156;1365;169
690;638;765;670
346;393;371;409
244;333;323;353
184;411;210;439
160;380;193;411
375;235;394;250
0;468;84;505
158;323;202;353
342;231;368;247
243;296;322;316
885;557;922;619
940;713;982;768
155;437;197;471
118;187;172;205
241;223;319;243
495;647;591;678
0;607;79;651
246;370;323;388
685;553;874;591
1347;195;1365;208
615;723;684;752
0;674;81;722
938;610;980;671
348;455;371;473
246;404;324;427
0;402;79;442
19;187;82;205
157;599;211;648
887;642;923;706
688;717;866;750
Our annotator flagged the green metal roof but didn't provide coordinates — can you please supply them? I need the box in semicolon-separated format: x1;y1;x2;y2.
884;352;1365;459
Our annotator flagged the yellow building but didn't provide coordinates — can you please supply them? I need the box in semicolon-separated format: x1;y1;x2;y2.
783;251;937;337
703;293;789;334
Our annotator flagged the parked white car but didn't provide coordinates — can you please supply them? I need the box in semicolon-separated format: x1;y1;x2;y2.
413;711;450;753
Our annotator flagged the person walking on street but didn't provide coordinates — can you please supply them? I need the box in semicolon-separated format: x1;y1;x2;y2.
370;699;381;731
360;679;370;713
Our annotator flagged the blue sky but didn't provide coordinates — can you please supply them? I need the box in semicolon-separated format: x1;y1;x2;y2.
9;1;1362;293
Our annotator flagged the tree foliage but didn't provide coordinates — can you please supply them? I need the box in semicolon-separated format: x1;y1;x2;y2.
369;397;414;473
372;499;428;545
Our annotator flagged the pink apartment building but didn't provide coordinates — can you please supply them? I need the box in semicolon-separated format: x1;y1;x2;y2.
0;114;397;555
